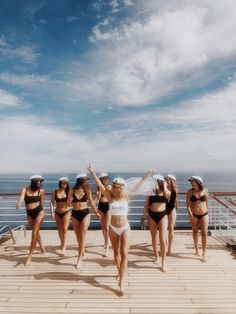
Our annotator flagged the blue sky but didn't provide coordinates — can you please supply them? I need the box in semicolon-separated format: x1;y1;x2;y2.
0;0;236;173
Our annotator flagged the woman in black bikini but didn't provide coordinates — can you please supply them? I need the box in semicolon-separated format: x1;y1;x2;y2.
96;173;111;257
50;177;71;255
143;175;171;272
69;173;101;269
186;176;209;261
165;175;178;256
16;175;45;265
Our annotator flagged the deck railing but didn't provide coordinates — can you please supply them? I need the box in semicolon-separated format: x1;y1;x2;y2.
1;192;236;231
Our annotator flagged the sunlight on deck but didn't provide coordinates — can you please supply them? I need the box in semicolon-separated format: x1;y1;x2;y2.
0;230;236;314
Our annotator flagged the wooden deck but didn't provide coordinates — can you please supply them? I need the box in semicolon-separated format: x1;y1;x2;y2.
0;230;236;314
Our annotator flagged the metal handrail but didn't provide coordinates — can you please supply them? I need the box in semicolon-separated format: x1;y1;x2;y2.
1;192;236;230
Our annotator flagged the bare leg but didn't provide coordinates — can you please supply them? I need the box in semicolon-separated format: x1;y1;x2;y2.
56;212;71;254
55;214;64;249
199;215;209;261
192;218;200;256
26;211;45;265
119;227;130;295
148;216;159;263
72;215;90;269
37;232;46;253
109;228;121;281
27;217;45;253
159;215;168;272
167;209;176;256
99;211;111;256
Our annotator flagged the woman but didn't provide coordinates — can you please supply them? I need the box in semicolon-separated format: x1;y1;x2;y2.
96;173;111;257
87;164;151;295
186;176;209;261
50;177;71;255
165;175;178;256
16;175;45;265
69;173;101;269
143;175;170;272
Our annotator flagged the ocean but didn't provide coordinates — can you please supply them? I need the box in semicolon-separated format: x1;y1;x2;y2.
0;172;236;229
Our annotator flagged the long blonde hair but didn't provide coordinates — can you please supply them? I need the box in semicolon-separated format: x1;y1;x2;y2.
168;179;178;193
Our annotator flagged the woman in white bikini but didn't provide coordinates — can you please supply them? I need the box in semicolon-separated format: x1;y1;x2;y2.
87;164;151;295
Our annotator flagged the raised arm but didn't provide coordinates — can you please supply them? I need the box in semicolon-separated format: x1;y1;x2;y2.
16;187;26;209
128;170;153;200
85;187;101;220
87;164;111;201
163;181;171;200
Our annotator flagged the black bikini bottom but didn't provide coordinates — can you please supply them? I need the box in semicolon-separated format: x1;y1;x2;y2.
148;209;167;224
166;206;175;215
193;212;208;220
71;208;90;222
26;205;43;220
98;202;110;214
55;209;71;219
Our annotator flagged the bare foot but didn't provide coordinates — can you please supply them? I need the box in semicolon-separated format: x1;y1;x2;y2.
104;246;109;257
25;256;32;266
75;259;82;269
116;273;120;281
195;250;200;256
61;248;66;256
162;265;168;272
167;251;172;256
118;280;125;295
202;253;207;262
153;257;159;264
40;247;46;254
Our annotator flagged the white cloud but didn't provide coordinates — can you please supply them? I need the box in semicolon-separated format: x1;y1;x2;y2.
0;89;24;107
0;78;235;173
0;73;49;86
0;36;39;64
0;116;93;173
65;0;236;107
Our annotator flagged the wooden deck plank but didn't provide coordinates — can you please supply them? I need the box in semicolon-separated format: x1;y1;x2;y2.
0;230;236;314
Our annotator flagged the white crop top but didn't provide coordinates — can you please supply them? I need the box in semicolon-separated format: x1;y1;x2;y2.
110;200;128;216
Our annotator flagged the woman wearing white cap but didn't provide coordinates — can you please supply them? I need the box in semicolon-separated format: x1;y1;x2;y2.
186;176;209;261
16;175;45;265
143;175;170;272
87;164;152;295
96;173;111;257
70;173;101;269
50;177;71;255
165;175;178;256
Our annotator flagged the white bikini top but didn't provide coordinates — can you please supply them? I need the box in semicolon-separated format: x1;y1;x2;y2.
110;200;128;216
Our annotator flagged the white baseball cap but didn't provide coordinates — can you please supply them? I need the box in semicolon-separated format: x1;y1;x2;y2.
165;174;176;182
30;175;44;181
76;173;89;180
112;178;126;186
99;173;110;179
188;176;203;185
153;174;165;182
59;177;69;182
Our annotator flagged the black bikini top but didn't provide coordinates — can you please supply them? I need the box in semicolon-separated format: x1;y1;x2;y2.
166;189;177;210
24;188;40;205
55;190;68;203
72;190;87;203
190;191;206;203
149;190;168;206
